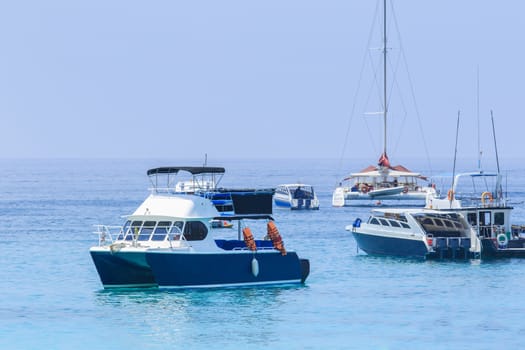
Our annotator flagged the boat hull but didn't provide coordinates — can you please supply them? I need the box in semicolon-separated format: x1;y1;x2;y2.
89;248;157;288
332;187;433;206
273;195;319;210
352;230;429;259
481;238;525;258
274;197;319;210
145;250;309;288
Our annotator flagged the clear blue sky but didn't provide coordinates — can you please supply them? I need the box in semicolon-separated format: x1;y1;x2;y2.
0;1;523;165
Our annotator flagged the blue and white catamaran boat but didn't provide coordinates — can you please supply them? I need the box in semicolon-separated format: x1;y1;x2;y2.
89;167;309;288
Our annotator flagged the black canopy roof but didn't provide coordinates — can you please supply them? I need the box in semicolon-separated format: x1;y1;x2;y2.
214;214;274;221
147;166;226;176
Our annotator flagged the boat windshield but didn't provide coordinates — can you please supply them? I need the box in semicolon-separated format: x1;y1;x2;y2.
290;186;315;199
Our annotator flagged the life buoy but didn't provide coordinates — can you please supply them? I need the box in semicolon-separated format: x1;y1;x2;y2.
267;221;286;255
242;227;257;251
496;233;508;247
481;191;493;205
447;189;454;201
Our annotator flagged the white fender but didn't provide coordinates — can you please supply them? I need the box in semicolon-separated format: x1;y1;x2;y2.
251;257;259;277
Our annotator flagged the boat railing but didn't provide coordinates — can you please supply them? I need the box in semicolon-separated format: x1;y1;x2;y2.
93;225;123;246
453;193;506;208
148;187;188;194
93;224;191;248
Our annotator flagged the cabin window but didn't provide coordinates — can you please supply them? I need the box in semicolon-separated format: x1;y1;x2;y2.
400;222;410;229
171;221;184;233
480;211;492;226
434;219;444;227
152;221;171;241
369;218;380;225
467;213;477;226
444;220;454;228
118;220;131;240
138;221;156;241
389;220;401;228
126;221;143;240
183;221;208;241
422;218;433;225
168;221;184;240
379;218;390;226
494;212;505;226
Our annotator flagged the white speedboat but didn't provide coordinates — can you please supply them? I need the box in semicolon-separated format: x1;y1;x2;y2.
274;184;320;210
347;208;481;260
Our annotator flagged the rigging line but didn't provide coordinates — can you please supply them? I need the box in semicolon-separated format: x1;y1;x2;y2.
386;38;408;158
336;0;381;179
491;110;501;174
361;55;386;155
391;1;434;178
450;111;460;204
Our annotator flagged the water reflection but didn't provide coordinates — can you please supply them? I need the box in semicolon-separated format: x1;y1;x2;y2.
94;285;308;348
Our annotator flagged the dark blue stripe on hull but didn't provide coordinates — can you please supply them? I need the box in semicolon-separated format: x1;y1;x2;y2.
90;250;156;288
352;231;429;259
146;251;305;287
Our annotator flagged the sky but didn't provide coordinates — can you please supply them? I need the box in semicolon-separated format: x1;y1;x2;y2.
1;0;524;168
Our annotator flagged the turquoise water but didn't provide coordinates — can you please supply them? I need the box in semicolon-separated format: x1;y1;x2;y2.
1;158;525;349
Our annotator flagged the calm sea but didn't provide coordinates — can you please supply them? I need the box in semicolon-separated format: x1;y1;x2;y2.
1;158;525;349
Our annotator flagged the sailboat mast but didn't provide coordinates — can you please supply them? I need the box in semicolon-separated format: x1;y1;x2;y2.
477;67;482;170
383;0;387;156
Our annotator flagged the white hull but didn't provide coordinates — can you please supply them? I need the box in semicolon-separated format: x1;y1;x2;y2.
332;186;435;207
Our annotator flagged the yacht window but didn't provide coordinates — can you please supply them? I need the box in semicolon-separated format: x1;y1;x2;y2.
422;218;433;225
400;222;410;229
379;219;390;226
183;221;208;241
434;219;444;227
118;220;131;240
494;212;505;226
138;221;156;241
389;220;401;228
444;220;454;228
126;221;143;241
453;221;463;229
152;221;171;241
369;218;380;225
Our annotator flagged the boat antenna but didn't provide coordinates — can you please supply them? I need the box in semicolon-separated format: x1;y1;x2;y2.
477;67;482;171
490;110;500;174
203;153;208;166
382;0;388;157
450;111;460;203
491;110;503;202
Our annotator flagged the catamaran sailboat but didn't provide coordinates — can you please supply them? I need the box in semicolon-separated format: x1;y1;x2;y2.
332;0;436;207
